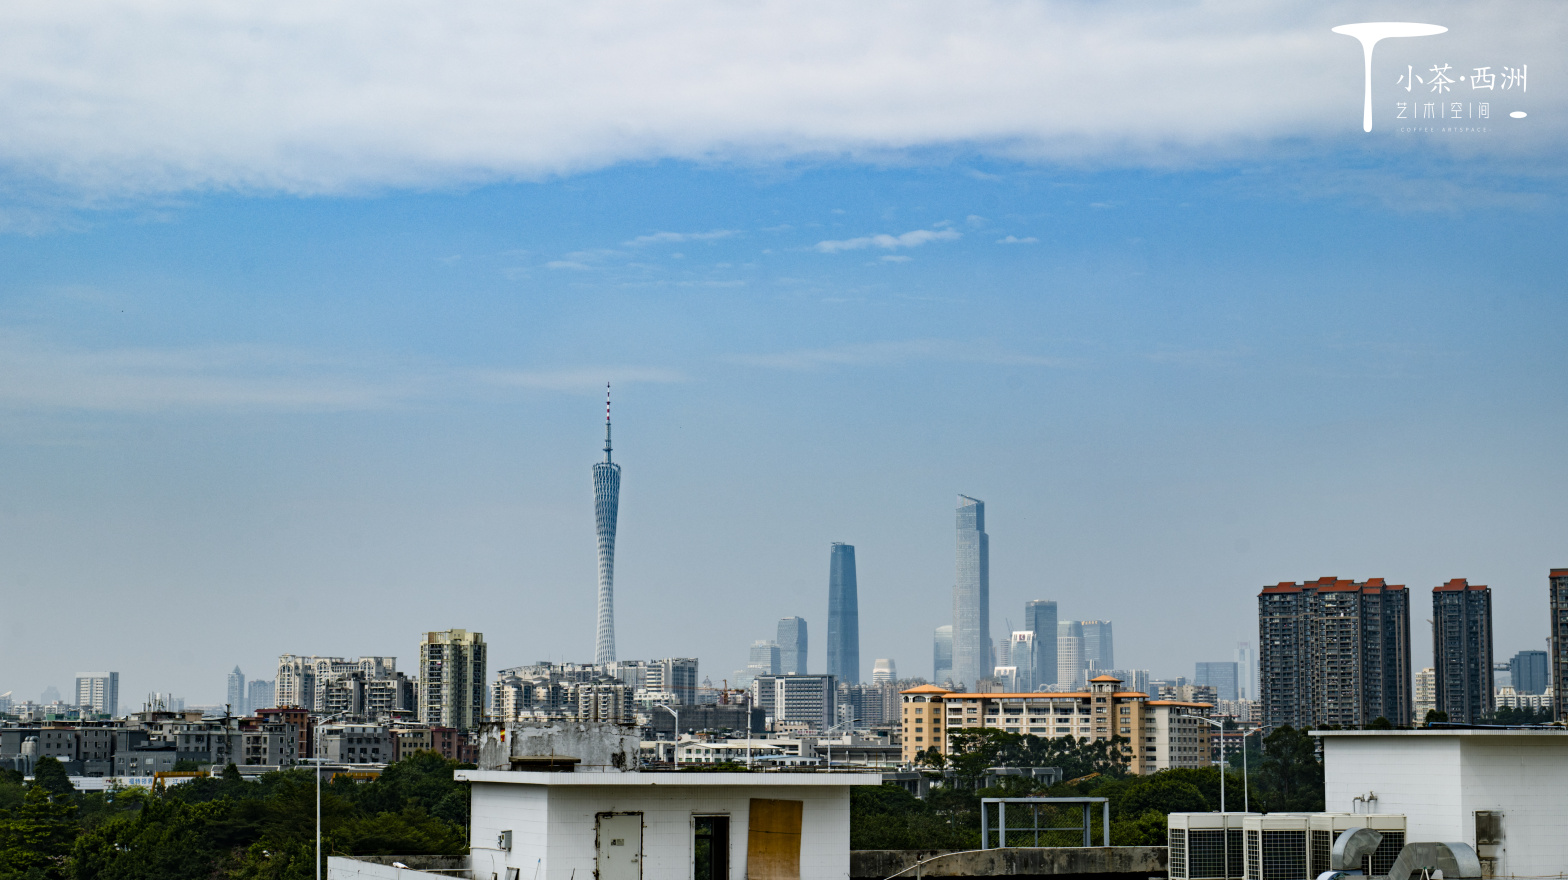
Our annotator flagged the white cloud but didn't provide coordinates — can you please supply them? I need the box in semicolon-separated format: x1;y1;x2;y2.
725;339;1069;371
472;367;687;391
815;228;961;253
880;255;912;262
997;235;1038;244
0;1;1558;197
624;230;736;246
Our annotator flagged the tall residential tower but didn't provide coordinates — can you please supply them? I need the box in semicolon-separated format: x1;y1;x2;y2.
953;495;990;689
827;543;860;684
593;385;622;665
1432;578;1493;724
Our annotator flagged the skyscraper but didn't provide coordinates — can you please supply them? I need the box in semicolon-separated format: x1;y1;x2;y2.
1510;650;1549;695
749;640;781;676
1057;620;1084;689
419;629;487;730
872;659;896;684
1194;661;1239;701
1024;600;1057;698
952;495;990;689
1432;578;1493;725
227;666;246;714
777;617;808;675
1258;577;1411;729
1551;569;1568;721
247;679;276;712
1080;620;1114;671
593;385;622;665
1235;642;1255;700
827;543;860;684
1007;631;1036;691
933;625;953;684
74;672;118;717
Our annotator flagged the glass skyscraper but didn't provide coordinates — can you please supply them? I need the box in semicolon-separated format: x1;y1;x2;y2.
593;386;621;665
1080;620;1114;671
1024;600;1057;694
827;543;860;684
777;617;808;675
933;625;953;684
952;495;990;689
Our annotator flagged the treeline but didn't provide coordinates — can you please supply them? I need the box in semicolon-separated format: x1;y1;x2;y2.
0;751;470;880
851;725;1324;850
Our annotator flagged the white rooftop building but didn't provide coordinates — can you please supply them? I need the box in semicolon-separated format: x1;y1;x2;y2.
1320;728;1568;880
459;770;878;880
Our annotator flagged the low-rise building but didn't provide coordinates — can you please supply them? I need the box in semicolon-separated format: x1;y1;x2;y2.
1141;701;1214;771
899;675;1148;770
315;723;390;764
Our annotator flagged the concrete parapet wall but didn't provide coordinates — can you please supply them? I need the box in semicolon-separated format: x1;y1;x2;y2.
851;846;1168;879
326;855;469;879
476;721;641;771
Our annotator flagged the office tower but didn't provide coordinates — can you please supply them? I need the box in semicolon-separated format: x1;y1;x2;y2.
952;495;990;689
1433;579;1494;724
1007;631;1036;691
751;674;837;730
246;679;276;712
777;617;808;675
593;385;622;665
1258;577;1411;729
1552;569;1568;721
1235;642;1255;700
1080;620;1114;672
871;659;896;684
419;629;487;730
749;640;781;676
646;658;699;705
1413;667;1436;721
1057;620;1084;689
1024;601;1058;698
1511;650;1549;695
1194;661;1239;701
1103;668;1151;696
933;625;953;684
74;672;118;717
995;638;1010;667
227;666;246;715
827;543;860;684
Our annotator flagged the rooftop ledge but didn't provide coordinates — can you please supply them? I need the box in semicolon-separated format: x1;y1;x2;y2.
456;770;885;786
1313;728;1567;737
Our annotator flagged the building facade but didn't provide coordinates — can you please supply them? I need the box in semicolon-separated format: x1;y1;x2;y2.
1432;579;1494;724
1057;620;1084;690
952;495;990;690
227;667;246;715
777;617;808;675
870;659;895;685
246;679;276;712
1194;661;1239;702
593;387;622;665
419;629;487;730
933;625;953;685
1258;577;1412;729
1413;667;1436;721
1141;701;1215;771
1510;650;1549;696
827;543;860;684
749;641;781;677
1551;569;1568;721
899;676;1149;771
1024;600;1058;698
1080;620;1114;672
1007;631;1036;692
751;674;837;731
73;673;118;718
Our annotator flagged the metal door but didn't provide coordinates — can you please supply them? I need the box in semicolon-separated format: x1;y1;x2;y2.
596;812;643;880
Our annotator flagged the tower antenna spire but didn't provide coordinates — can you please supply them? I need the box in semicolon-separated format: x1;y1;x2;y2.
604;383;612;462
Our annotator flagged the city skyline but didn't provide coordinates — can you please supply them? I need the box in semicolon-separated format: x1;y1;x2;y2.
0;4;1563;705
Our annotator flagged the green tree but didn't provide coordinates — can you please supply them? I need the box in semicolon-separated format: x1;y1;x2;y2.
0;785;79;880
26;758;75;804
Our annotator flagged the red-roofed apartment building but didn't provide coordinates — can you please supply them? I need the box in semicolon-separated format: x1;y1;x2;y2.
1432;578;1494;724
1258;577;1411;730
1549;569;1568;720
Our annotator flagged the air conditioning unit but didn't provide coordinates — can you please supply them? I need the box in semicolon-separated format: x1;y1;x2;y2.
1168;813;1255;880
1169;813;1405;880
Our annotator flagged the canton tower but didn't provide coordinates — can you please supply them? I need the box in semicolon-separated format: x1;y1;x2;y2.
593;384;622;664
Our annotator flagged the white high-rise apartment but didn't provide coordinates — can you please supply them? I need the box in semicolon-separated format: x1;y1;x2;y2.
1414;666;1437;721
419;629;487;730
871;659;896;684
75;672;118;717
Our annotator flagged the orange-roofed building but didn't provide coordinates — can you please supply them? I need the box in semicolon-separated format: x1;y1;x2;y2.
1433;578;1494;725
1258;577;1411;731
899;676;1199;774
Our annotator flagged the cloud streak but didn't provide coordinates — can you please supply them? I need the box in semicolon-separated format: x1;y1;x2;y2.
815;228;961;253
0;1;1558;197
0;332;685;413
724;339;1070;371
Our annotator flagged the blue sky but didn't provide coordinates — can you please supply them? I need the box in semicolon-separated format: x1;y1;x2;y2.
0;0;1564;705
